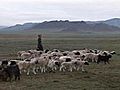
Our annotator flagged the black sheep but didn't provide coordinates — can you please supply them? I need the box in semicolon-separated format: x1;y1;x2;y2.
1;61;20;81
97;54;112;64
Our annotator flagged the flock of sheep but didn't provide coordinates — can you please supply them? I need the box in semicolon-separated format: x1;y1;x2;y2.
0;48;116;81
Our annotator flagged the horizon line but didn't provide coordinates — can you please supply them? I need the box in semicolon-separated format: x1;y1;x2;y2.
1;17;120;26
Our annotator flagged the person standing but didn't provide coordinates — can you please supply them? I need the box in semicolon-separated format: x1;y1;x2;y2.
37;34;43;51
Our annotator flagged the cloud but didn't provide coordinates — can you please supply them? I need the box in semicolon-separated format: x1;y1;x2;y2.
0;0;120;25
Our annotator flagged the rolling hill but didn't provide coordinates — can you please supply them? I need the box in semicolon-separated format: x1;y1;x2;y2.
101;18;120;27
0;26;7;29
0;18;120;33
87;18;120;28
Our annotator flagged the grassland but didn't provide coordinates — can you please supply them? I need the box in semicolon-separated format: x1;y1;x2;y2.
0;33;120;90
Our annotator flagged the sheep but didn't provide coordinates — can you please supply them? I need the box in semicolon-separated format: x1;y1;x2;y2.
59;60;75;72
0;68;9;81
17;59;38;75
92;49;101;54
50;51;63;58
7;61;20;81
17;51;26;59
97;52;112;64
34;56;50;73
17;60;30;75
79;48;92;54
59;56;72;63
62;51;70;56
72;50;80;55
52;49;61;52
73;60;89;72
20;52;33;60
44;49;50;53
47;59;61;71
110;51;116;55
28;49;43;57
83;53;99;62
59;59;89;72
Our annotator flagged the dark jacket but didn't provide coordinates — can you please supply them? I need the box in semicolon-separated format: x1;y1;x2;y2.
37;37;43;51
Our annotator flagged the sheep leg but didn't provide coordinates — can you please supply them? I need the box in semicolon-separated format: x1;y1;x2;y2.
60;66;65;72
35;67;39;72
43;67;46;73
77;67;80;71
32;67;37;75
41;67;45;73
81;66;85;72
41;68;44;73
59;66;63;71
27;68;30;75
52;66;57;71
69;67;73;72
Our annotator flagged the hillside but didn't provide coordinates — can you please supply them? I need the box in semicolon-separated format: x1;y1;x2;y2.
0;18;120;33
101;18;120;27
0;23;37;31
87;18;120;28
23;20;120;33
0;26;7;29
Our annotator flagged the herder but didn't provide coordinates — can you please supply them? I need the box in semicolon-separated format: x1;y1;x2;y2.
37;34;43;51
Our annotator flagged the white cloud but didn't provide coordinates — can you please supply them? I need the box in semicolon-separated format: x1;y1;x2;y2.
0;0;120;25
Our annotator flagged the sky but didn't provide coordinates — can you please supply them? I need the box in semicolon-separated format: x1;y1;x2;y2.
0;0;120;26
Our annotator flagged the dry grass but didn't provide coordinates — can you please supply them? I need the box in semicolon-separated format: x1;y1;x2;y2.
0;34;120;90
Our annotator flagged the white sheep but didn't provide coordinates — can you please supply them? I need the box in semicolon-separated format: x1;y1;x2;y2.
17;51;26;59
20;52;35;60
73;60;89;72
47;59;60;71
83;53;99;62
17;58;38;75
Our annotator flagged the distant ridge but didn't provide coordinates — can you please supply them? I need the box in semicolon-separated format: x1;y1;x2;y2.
101;18;120;27
0;23;37;31
0;26;7;29
87;18;120;28
0;18;120;33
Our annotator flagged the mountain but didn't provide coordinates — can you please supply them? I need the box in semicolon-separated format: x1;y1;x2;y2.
0;26;7;29
0;23;37;31
0;18;120;33
101;18;120;28
27;20;120;33
87;18;120;28
61;22;120;32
